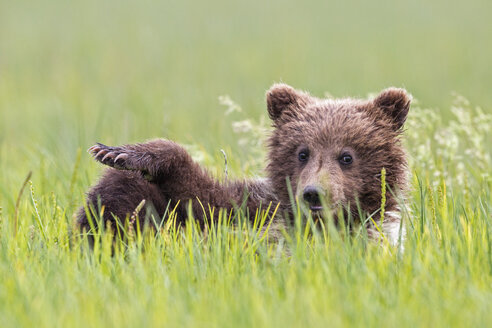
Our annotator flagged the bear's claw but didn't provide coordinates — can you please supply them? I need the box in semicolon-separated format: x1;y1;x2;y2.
89;143;129;169
114;153;129;162
95;149;109;159
87;145;101;153
101;152;116;162
88;143;156;181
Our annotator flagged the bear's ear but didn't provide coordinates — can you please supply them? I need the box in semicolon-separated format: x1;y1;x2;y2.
373;88;412;130
266;83;313;121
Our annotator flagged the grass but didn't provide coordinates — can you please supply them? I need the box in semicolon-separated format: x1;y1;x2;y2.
1;0;492;327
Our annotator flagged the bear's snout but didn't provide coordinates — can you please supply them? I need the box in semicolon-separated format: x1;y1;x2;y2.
303;186;323;210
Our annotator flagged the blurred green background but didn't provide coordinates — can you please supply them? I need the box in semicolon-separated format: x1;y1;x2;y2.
0;0;491;197
1;2;491;327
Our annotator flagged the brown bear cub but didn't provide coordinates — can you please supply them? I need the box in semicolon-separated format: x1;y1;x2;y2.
78;84;411;244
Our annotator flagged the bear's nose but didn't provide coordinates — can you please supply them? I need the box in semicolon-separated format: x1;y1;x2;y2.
303;186;322;207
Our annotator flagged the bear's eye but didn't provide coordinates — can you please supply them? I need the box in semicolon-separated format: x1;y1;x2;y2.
298;149;310;163
339;153;353;165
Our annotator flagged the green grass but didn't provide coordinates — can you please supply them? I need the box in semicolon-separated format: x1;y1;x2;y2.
1;0;492;327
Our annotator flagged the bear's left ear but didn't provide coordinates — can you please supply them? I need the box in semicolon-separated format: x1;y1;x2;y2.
266;83;313;122
373;88;412;130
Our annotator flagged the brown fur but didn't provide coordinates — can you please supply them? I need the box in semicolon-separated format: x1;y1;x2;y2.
78;84;411;240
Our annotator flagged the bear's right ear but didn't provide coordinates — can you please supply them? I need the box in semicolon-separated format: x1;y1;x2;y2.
266;84;313;121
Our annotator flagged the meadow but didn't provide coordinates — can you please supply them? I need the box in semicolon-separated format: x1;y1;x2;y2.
1;0;491;327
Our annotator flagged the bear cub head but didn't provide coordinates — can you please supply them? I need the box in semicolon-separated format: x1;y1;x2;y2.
266;83;411;222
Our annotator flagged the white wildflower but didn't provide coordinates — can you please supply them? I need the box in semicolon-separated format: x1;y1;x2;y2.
219;95;242;115
232;120;253;133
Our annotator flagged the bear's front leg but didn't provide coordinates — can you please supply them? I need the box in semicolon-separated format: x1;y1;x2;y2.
87;139;239;223
88;139;195;182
